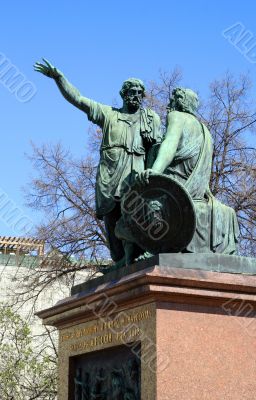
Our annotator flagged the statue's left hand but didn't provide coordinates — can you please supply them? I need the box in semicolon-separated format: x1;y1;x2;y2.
136;169;154;186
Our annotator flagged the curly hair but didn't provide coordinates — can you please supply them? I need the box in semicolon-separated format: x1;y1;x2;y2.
119;78;145;99
170;87;199;115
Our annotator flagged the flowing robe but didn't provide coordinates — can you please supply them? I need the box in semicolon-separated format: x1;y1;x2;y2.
149;112;239;254
87;100;162;219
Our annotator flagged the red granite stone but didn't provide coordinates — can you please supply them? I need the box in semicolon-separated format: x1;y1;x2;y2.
37;263;256;399
156;302;256;399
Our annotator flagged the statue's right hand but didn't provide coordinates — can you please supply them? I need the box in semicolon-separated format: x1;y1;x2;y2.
34;58;62;79
136;169;154;186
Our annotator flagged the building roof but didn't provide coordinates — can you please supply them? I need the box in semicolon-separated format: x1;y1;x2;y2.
0;236;44;256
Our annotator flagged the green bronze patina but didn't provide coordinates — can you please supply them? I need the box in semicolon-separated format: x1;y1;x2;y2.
34;59;162;266
34;60;240;267
115;173;197;262
134;87;239;258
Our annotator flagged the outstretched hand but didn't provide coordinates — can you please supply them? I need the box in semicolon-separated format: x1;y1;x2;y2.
34;58;62;79
136;169;154;186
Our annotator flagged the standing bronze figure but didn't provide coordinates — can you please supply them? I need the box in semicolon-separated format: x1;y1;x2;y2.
34;59;162;266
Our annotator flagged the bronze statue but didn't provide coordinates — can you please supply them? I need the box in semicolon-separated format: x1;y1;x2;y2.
34;59;162;267
34;59;239;266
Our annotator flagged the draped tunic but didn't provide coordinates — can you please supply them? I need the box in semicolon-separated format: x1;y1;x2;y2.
150;111;239;255
87;100;162;218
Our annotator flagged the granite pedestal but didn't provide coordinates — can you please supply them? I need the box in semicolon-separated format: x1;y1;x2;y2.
37;254;256;400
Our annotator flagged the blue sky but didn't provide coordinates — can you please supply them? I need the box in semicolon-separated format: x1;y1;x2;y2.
0;0;256;236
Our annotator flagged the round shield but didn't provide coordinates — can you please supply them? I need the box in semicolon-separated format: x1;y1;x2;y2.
120;174;196;253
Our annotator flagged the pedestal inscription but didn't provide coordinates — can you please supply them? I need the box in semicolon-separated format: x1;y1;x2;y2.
56;303;156;399
61;306;152;354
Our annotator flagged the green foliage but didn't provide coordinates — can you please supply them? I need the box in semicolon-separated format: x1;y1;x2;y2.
0;304;57;399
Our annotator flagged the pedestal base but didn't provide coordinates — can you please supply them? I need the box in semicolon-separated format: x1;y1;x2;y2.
37;254;256;400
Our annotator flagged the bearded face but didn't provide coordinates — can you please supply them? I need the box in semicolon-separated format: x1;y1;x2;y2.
172;90;186;111
124;85;143;112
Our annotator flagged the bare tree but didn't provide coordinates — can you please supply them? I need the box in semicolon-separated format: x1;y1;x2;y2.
144;67;183;125
200;73;256;256
26;142;107;261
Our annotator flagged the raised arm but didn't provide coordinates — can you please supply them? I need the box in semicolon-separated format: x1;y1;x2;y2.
34;58;91;114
